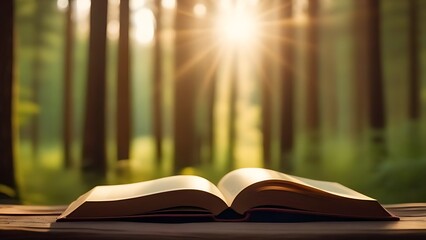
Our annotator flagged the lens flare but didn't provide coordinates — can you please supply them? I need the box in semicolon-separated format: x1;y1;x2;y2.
215;7;258;48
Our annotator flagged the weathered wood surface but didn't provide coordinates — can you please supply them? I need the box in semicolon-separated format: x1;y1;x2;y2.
1;203;426;239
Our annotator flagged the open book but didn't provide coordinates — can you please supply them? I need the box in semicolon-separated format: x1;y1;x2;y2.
57;168;398;222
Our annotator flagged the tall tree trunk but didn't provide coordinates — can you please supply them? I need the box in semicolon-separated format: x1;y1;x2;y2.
306;0;320;134
82;0;108;175
322;4;338;140
153;0;163;162
63;0;74;168
352;0;369;138
408;0;419;120
0;0;18;199
174;1;199;173
206;68;217;165
227;54;238;171
303;0;321;166
198;0;220;164
366;0;385;131
260;1;275;169
364;0;386;165
279;0;295;172
30;2;45;160
117;0;131;161
407;0;421;157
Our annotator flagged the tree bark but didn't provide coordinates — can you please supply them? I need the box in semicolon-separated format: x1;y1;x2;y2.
153;0;163;162
352;0;369;138
260;1;274;168
0;0;18;198
306;0;320;133
227;55;237;171
117;0;131;161
174;1;199;172
302;0;322;165
63;0;74;168
365;0;385;131
30;2;45;160
408;0;420;120
82;0;108;175
204;0;218;165
362;0;386;165
279;0;295;171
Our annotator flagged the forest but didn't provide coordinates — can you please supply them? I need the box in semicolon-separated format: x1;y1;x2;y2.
0;0;425;205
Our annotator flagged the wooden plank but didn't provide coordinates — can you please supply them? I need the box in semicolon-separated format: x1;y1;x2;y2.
0;205;66;215
1;204;426;239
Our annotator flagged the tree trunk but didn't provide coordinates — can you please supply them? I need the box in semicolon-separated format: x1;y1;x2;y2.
63;0;74;168
117;0;131;161
279;0;295;171
82;0;108;175
322;4;338;139
0;0;18;199
365;0;385;131
306;0;320;134
203;0;218;165
303;0;321;166
260;1;274;169
153;0;163;162
408;0;419;120
227;55;238;171
30;2;45;160
352;0;369;138
407;0;421;158
174;1;199;172
206;68;217;165
364;0;386;165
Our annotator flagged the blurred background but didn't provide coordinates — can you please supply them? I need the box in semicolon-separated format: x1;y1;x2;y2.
1;0;425;205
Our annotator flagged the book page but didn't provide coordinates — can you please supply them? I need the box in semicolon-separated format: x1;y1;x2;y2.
217;168;303;203
59;175;230;219
217;168;373;204
290;176;373;200
87;175;227;203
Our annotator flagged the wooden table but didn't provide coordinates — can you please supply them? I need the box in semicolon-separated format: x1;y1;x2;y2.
1;203;426;239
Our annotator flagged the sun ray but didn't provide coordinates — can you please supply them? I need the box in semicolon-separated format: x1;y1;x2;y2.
199;45;228;96
174;36;221;80
173;0;308;111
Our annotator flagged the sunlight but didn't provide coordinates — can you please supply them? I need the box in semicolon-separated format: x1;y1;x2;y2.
107;20;120;41
67;0;90;35
107;0;120;41
223;12;256;43
56;0;68;11
132;7;155;45
161;0;176;10
193;3;207;18
130;0;145;11
293;0;309;24
215;3;259;48
75;0;91;22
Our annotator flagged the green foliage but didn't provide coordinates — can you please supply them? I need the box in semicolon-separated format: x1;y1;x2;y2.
0;184;17;199
374;158;426;203
15;0;64;146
